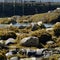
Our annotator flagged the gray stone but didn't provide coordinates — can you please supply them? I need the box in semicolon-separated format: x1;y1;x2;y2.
35;48;46;57
31;23;40;31
10;57;19;60
20;36;39;47
5;38;15;45
5;51;13;57
20;57;36;60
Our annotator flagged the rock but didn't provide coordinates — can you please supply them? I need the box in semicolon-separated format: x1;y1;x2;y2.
20;36;39;47
31;22;45;31
56;7;60;10
27;50;36;57
48;11;51;13
9;48;19;52
46;28;53;31
7;23;13;27
10;57;19;60
5;51;13;57
20;57;36;60
31;23;40;31
43;50;53;58
46;41;54;44
5;38;15;45
19;49;26;55
35;48;46;57
0;40;4;44
37;21;43;26
37;21;45;28
39;32;52;45
19;25;26;29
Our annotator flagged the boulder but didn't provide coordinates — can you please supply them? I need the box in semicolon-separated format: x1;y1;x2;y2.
5;38;15;45
20;36;39;47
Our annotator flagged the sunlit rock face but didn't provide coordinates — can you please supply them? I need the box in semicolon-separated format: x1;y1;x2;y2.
20;36;39;47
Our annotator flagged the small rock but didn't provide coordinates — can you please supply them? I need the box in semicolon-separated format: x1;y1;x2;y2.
31;23;40;31
10;57;19;60
5;51;13;57
0;40;4;44
5;38;15;45
46;41;54;44
37;21;43;26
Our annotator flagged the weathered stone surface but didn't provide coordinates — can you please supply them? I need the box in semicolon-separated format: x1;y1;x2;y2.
20;36;39;47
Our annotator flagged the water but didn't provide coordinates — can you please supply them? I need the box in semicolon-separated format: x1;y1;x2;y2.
0;24;8;28
44;24;53;28
0;23;53;28
14;23;30;27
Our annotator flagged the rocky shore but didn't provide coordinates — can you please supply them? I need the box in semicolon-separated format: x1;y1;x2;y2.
0;8;60;60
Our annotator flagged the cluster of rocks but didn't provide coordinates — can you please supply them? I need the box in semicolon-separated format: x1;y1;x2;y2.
0;38;16;49
5;47;60;60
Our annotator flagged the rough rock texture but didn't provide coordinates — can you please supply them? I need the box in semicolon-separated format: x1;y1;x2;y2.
20;36;39;47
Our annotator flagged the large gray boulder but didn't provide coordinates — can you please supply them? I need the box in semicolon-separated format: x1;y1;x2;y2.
20;36;39;47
